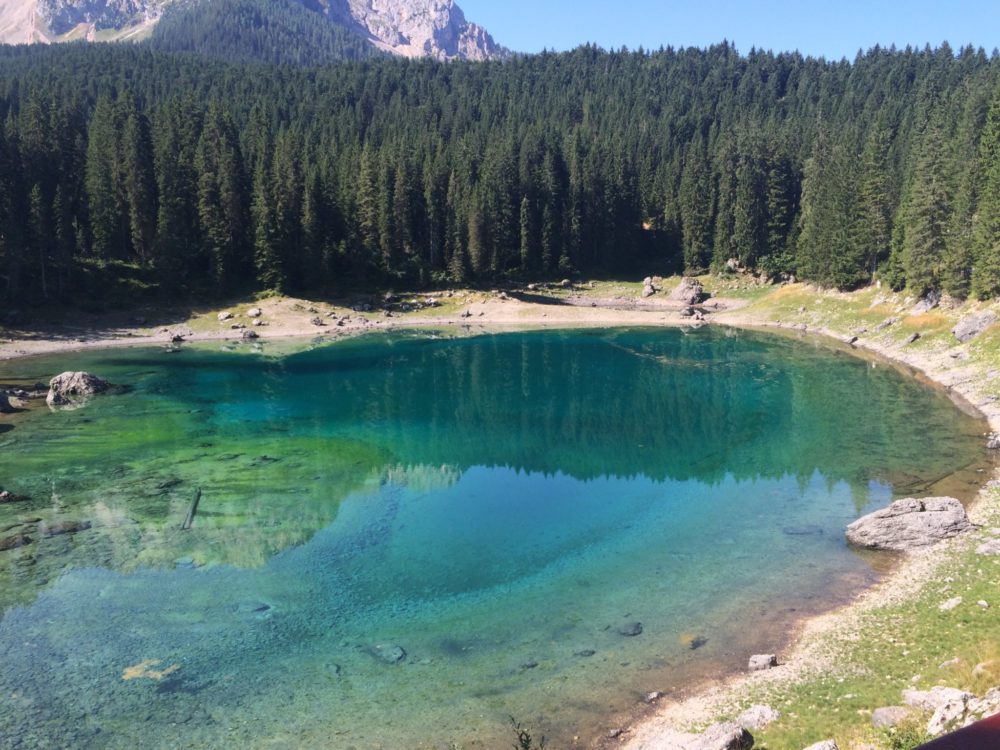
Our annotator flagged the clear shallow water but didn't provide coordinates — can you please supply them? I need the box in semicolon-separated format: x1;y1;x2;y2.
0;327;990;749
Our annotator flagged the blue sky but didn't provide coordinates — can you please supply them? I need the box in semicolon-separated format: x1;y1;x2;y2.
461;0;1000;59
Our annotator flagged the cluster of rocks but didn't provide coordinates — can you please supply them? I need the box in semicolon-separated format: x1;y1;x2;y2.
872;685;1000;738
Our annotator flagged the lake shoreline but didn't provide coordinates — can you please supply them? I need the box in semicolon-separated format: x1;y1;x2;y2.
2;280;999;749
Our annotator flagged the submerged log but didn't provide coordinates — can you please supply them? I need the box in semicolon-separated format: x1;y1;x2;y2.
181;488;202;530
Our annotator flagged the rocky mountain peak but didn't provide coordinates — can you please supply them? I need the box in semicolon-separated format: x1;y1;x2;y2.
0;0;507;60
329;0;505;60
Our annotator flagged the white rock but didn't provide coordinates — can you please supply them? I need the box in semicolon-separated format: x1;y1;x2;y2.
218;311;234;321
926;693;971;736
969;687;1000;718
246;307;262;318
977;538;1000;555
748;654;778;671
903;686;973;711
736;704;780;730
938;596;963;611
801;741;839;750
977;600;990;609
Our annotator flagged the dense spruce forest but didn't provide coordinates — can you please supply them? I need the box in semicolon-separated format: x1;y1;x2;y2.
1;41;1000;305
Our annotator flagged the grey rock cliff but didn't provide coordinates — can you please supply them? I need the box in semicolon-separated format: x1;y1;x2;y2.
0;0;505;59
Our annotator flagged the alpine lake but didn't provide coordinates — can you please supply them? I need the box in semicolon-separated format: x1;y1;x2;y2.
0;326;991;749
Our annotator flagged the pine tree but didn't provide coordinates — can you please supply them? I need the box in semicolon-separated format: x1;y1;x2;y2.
195;103;250;289
902;119;951;297
85;95;124;260
120;98;158;265
972;90;1000;298
858;119;894;282
678;136;715;273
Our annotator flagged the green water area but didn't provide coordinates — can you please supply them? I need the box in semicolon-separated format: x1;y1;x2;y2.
0;327;990;748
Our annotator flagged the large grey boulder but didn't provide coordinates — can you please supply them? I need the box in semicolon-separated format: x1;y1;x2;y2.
952;311;997;343
46;372;110;408
668;277;705;305
926;692;973;736
692;721;754;750
846;497;972;551
904;686;974;712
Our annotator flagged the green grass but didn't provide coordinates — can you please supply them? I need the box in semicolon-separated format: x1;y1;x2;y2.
742;493;1000;749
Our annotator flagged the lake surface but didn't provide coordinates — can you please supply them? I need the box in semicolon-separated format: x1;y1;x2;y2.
0;327;990;749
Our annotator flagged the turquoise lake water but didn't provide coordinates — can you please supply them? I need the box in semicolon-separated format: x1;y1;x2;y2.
0;327;990;748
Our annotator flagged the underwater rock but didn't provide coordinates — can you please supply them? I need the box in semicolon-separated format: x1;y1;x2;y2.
372;644;406;664
0;490;29;503
0;393;12;413
782;525;824;536
46;372;110;408
0;533;32;551
846;497;972;551
38;520;91;537
574;649;596;657
748;654;778;671
617;621;643;637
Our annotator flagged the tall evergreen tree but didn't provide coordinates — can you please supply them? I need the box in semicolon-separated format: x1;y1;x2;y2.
972;90;1000;299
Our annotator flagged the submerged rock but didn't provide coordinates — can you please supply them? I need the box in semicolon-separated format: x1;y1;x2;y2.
952;311;997;343
372;643;406;664
38;520;91;537
846;497;972;551
0;533;32;552
46;372;110;408
617;621;643;637
0;393;13;413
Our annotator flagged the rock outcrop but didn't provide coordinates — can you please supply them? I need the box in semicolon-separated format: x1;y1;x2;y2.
46;371;110;408
845;497;972;551
0;0;506;60
326;0;505;60
952;310;997;343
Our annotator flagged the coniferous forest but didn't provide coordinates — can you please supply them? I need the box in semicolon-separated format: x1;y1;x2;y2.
1;41;1000;304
